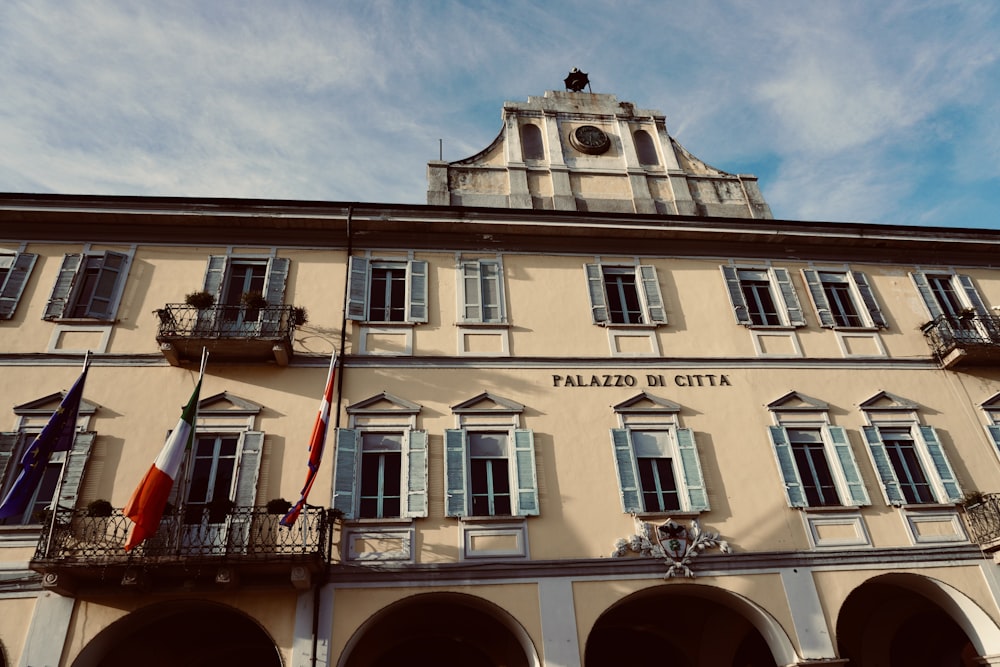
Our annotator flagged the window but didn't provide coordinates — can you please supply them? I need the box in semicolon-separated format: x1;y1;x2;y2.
633;129;659;165
520;124;544;161
767;424;870;508
802;270;886;329
911;271;990;320
982;394;1000;461
721;266;805;327
347;256;428;324
44;250;131;320
862;423;962;506
460;259;506;323
585;263;667;326
0;252;37;320
201;255;290;332
332;429;428;520
611;426;708;514
445;428;537;517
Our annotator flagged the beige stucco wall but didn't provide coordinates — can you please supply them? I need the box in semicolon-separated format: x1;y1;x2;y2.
0;595;37;664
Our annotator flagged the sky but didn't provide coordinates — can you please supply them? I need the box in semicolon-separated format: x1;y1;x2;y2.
1;1;998;229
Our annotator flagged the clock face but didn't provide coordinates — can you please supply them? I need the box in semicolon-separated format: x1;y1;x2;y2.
570;125;611;155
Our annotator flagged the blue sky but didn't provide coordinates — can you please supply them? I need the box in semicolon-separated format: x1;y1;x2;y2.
1;1;997;228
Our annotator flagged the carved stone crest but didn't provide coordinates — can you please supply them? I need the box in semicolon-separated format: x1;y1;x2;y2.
612;517;731;579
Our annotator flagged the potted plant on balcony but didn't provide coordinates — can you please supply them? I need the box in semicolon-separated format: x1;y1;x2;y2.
241;291;268;310
291;306;309;327
86;499;113;517
207;497;235;523
266;498;292;515
185;290;215;310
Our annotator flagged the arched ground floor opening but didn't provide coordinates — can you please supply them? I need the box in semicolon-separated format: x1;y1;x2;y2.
339;592;538;667
584;583;795;667
70;599;281;667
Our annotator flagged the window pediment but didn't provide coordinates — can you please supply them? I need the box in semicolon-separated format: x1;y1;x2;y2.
613;392;681;414
347;392;422;415
859;391;919;411
14;392;99;416
451;392;524;414
766;391;828;412
197;392;263;416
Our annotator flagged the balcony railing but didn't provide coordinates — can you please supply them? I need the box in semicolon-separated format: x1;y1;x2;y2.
963;494;1000;548
155;304;296;365
921;313;1000;368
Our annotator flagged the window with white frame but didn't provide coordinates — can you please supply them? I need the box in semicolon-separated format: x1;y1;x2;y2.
802;270;887;329
0;252;37;320
347;256;428;324
584;263;667;326
609;393;708;514
767;424;870;508
445;393;538;518
911;271;990;320
982;394;1000;460
720;265;805;328
859;392;963;506
459;258;506;323
200;255;290;333
44;250;132;320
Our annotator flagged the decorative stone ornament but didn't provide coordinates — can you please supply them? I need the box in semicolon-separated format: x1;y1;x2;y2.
612;517;731;579
569;125;611;155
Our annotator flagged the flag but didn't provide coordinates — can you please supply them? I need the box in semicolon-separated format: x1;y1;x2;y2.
124;371;203;551
281;352;337;527
0;362;89;520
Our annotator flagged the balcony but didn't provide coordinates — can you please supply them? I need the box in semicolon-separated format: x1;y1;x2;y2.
963;494;1000;551
155;304;297;366
30;505;335;595
921;313;1000;369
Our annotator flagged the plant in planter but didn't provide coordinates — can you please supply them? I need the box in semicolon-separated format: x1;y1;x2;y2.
266;498;292;515
291;306;309;326
241;291;268;310
185;290;216;310
86;499;114;517
207;498;236;522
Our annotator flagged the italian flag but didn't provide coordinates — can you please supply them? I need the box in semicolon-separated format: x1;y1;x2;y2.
124;375;202;551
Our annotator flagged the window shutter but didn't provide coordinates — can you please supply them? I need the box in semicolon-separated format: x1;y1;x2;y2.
675;428;708;511
85;251;129;319
720;266;752;325
202;255;229;300
986;424;1000;458
408;260;428;323
260;257;290;332
232;431;264;508
55;431;95;511
767;426;807;507
331;429;360;519
852;271;887;328
802;270;835;328
43;254;83;320
461;261;482;321
0;432;20;494
0;253;37;319
825;425;870;506
910;272;943;320
513;429;539;516
773;268;805;326
918;426;962;502
444;429;468;517
585;264;610;324
862;426;905;505
403;430;429;518
346;257;369;321
610;429;641;513
638;265;667;324
958;274;990;316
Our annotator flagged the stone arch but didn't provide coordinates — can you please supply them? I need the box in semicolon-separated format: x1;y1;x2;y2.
633;129;659;165
338;591;540;667
837;571;1000;664
520;123;544;161
585;582;798;667
70;599;280;667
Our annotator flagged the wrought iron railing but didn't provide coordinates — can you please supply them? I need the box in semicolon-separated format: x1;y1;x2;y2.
921;313;1000;358
963;494;1000;545
32;505;333;564
154;304;297;341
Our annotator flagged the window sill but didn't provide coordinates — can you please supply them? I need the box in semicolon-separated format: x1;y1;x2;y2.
355;320;418;327
459;515;528;524
599;323;661;330
743;324;798;330
343;517;414;526
44;318;115;324
824;326;883;332
895;502;959;510
797;505;863;513
0;524;42;548
456;321;510;328
633;511;701;520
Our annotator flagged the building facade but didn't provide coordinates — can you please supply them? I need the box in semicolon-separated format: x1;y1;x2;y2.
2;88;1000;666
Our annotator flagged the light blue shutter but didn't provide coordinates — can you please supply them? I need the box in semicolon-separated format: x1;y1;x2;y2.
852;271;887;328
910;272;943;320
585;264;610;324
461;261;481;321
56;431;95;511
610;429;641;513
261;257;290;333
862;425;905;505
43;254;83;320
404;430;428;518
346;257;369;321
767;426;807;507
85;251;128;319
229;431;264;553
444;429;468;517
202;255;228;300
773;268;805;326
958;275;990;316
720;266;751;325
638;265;667;324
513;429;539;516
987;425;1000;458
0;253;37;319
332;429;360;519
802;270;835;328
826;425;870;506
675;428;708;511
408;260;428;323
918;426;962;502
